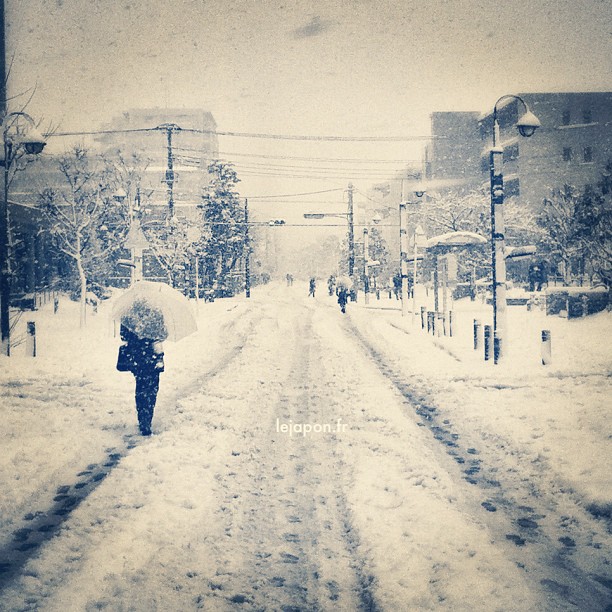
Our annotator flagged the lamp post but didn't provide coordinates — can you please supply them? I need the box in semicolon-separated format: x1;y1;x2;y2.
0;112;46;356
412;224;426;322
489;95;540;363
399;184;426;317
347;183;354;277
363;227;370;304
244;198;250;298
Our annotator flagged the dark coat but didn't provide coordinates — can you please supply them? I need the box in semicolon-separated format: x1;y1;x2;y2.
118;325;164;374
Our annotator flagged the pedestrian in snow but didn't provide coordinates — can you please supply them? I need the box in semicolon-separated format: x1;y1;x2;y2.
117;323;165;436
393;272;402;300
337;286;348;313
309;277;316;297
327;275;336;296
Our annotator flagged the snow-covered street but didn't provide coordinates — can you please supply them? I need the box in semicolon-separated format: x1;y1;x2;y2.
0;284;610;611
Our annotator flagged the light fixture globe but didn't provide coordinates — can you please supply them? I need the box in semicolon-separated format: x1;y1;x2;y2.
15;125;47;155
414;183;427;198
516;110;541;137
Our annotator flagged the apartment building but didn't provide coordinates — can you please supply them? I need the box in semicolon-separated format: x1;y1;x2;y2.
426;93;612;208
478;92;612;208
95;108;219;217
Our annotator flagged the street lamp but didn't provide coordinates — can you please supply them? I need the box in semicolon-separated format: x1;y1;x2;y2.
411;224;426;321
399;184;426;317
489;95;540;363
0;112;47;356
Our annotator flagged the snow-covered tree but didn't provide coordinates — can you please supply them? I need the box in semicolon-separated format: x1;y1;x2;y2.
418;190;489;236
39;147;129;326
536;185;578;284
573;164;612;286
197;161;246;296
141;214;198;289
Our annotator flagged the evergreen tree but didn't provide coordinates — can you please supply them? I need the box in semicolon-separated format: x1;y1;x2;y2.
197;161;246;296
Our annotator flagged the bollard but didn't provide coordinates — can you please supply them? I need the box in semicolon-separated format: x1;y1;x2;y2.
494;332;501;364
420;306;426;330
484;325;492;361
473;319;481;350
26;321;36;357
449;311;454;337
54;297;59;314
541;330;552;365
581;295;589;318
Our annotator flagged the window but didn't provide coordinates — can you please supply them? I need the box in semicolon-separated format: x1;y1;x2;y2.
562;110;571;125
563;147;573;162
584;147;593;163
583;109;593;123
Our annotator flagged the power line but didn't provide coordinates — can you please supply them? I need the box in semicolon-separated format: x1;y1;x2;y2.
173;146;423;164
47;125;435;142
248;188;345;200
187;128;434;142
229;160;409;174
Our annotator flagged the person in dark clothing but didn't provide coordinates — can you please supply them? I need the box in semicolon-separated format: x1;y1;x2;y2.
117;324;165;436
337;286;348;313
327;275;336;296
393;272;402;300
309;277;316;297
528;261;547;292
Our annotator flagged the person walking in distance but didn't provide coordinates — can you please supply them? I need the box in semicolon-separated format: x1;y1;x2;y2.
309;277;316;297
327;274;336;296
337;285;348;313
117;323;165;436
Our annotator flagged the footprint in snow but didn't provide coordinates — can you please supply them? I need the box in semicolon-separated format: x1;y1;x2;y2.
281;552;299;564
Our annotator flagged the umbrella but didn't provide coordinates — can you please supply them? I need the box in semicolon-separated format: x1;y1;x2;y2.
111;281;197;342
336;275;352;289
426;231;487;249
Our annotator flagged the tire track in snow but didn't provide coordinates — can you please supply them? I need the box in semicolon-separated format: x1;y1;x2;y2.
202;301;378;610
346;318;612;611
0;303;259;595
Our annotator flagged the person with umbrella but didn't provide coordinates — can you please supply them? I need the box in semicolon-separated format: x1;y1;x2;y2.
336;276;350;313
116;299;167;436
113;281;197;436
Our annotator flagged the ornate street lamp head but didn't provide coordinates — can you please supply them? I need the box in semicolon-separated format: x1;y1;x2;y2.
11;124;47;155
516;110;541;138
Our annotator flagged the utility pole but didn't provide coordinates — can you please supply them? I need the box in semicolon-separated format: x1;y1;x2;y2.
0;0;6;116
0;0;7;355
160;124;179;219
244;198;250;298
399;201;409;317
347;182;355;277
363;227;370;305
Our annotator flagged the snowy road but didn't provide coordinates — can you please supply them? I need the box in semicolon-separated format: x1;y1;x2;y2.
0;287;610;611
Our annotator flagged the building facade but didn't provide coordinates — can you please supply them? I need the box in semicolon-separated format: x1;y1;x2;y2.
95;108;219;216
479;92;612;209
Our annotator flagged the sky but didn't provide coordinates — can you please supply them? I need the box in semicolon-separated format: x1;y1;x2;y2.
5;0;612;224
